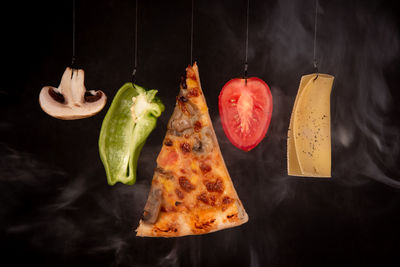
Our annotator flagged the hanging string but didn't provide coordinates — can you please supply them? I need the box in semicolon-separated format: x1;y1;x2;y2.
71;0;76;68
313;0;319;80
132;0;138;83
244;0;249;83
190;0;194;64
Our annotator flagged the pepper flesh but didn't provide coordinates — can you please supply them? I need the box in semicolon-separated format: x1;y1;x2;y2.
99;83;164;185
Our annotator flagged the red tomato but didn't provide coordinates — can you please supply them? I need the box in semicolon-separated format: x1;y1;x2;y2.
218;77;273;151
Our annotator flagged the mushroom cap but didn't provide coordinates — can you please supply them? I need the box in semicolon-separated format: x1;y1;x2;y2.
39;67;107;120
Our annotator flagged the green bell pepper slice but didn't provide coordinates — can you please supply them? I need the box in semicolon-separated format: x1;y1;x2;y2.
98;82;164;185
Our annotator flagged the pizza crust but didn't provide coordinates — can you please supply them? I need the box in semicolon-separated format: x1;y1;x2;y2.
136;199;248;237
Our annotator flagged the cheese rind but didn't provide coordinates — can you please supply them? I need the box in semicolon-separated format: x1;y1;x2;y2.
287;73;334;177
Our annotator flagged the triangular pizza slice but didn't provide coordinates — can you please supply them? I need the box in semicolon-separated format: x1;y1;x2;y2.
136;63;248;237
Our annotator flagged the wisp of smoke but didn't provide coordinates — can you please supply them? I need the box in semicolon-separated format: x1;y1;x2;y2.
1;0;399;266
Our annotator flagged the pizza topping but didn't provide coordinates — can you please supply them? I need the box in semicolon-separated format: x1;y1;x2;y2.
169;91;202;137
197;192;218;206
168;105;197;136
142;185;163;224
180;75;187;89
154;166;167;175
192;138;203;153
192;132;214;155
136;63;249;238
188;87;200;97
180;142;191;154
179;95;188;103
187;101;199;115
155;226;178;233
175;188;184;199
227;214;237;219
154;167;174;180
172;117;191;133
179;176;195;192
164;139;173;146
210;195;217;202
177;97;190;115
178;98;198;117
169;108;187;135
187;67;196;79
194;121;202;132
158;150;179;167
204;178;224;193
199;162;212;174
194;219;216;230
199;128;215;152
197;192;209;204
222;196;234;205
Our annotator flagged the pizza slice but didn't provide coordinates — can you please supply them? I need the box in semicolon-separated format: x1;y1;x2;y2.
136;63;248;237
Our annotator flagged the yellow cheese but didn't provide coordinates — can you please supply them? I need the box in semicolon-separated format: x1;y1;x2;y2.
160;178;174;193
186;78;197;88
287;73;334;177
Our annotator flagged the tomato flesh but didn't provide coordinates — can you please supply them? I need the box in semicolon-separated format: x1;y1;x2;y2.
219;77;273;151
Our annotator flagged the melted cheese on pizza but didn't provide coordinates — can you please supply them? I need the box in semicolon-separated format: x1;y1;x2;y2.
136;63;248;237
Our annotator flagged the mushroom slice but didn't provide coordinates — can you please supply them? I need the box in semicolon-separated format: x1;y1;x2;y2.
39;67;107;120
141;183;163;224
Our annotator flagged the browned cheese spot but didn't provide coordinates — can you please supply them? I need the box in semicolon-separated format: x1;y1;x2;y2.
197;192;209;204
227;214;237;219
154;226;178;233
188;87;200;97
195;219;216;230
194;121;202;132
199;162;212;174
210;195;216;204
222;196;234;205
179;176;195;192
180;142;191;154
205;178;224;193
187;68;196;79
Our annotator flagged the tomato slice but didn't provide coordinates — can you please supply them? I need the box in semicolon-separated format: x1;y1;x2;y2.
218;77;273;151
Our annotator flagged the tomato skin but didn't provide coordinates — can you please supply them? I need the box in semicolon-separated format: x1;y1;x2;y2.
218;77;273;151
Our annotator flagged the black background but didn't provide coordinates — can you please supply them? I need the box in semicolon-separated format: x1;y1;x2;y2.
1;0;400;266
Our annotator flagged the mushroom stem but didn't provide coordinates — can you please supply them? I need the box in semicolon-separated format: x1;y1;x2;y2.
70;69;86;107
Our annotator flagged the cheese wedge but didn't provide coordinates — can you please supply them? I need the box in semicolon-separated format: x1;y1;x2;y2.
287;73;334;177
